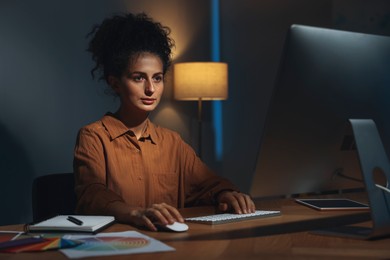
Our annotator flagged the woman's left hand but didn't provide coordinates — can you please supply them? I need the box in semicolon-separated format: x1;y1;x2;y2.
217;191;256;214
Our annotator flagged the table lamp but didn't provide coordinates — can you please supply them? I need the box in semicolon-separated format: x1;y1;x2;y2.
173;62;228;158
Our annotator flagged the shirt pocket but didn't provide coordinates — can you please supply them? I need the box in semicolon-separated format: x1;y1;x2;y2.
152;173;179;207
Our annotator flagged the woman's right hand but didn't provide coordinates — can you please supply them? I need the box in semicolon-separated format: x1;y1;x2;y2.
129;203;184;231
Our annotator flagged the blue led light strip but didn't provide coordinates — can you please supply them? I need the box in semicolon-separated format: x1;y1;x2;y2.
211;0;224;161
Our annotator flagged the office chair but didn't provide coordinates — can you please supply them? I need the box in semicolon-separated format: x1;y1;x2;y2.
32;172;76;223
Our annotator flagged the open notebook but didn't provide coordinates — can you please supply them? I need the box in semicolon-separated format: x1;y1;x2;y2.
27;215;115;233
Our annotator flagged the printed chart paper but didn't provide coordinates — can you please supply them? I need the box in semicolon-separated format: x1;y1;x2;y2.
61;231;174;258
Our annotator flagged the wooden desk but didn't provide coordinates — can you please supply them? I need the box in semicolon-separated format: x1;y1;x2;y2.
1;195;389;259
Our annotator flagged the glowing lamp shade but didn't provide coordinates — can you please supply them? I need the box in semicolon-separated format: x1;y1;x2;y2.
173;62;228;100
173;62;228;158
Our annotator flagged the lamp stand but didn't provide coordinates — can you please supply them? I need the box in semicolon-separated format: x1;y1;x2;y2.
198;97;203;158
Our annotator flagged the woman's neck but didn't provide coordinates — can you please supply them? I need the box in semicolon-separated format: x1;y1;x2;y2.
115;108;149;139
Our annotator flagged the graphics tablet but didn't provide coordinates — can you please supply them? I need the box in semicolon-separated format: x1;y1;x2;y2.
295;198;370;211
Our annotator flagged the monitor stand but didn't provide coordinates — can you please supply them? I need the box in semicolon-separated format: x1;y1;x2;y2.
313;119;390;240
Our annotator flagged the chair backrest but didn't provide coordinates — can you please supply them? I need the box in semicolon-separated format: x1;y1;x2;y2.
32;173;76;223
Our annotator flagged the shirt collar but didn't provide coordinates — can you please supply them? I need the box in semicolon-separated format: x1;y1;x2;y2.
139;120;157;144
101;113;158;144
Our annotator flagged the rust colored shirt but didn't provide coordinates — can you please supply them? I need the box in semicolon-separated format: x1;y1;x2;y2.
73;113;238;219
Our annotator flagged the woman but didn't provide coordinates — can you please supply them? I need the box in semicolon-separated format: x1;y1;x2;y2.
74;12;255;232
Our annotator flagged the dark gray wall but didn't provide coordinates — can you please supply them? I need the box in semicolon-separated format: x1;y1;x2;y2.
0;0;122;225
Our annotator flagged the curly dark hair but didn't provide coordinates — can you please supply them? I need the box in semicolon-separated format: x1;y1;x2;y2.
87;12;174;83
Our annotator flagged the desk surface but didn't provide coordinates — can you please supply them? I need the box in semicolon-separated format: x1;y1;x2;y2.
1;194;389;259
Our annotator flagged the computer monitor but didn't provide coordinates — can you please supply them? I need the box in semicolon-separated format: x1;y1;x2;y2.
250;24;390;198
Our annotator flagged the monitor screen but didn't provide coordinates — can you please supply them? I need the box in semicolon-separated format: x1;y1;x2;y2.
250;24;390;198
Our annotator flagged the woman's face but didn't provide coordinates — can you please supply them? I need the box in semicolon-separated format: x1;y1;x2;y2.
110;52;164;114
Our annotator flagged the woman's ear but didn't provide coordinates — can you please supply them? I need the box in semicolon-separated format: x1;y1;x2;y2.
108;75;120;94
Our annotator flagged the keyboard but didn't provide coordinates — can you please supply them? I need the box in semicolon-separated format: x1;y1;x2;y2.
185;210;281;225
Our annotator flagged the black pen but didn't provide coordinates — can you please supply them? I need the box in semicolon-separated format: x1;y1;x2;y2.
67;216;83;226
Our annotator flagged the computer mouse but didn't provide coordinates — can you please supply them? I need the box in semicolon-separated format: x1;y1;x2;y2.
156;222;189;232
